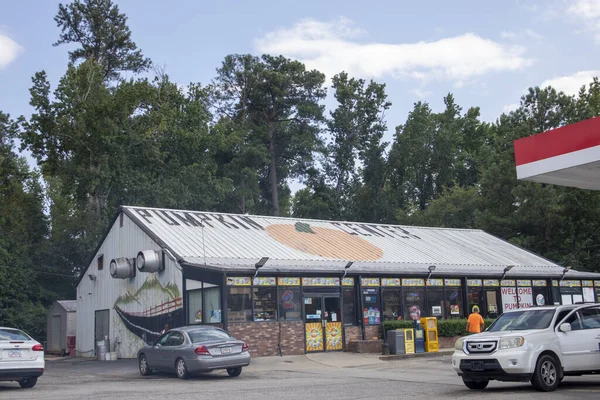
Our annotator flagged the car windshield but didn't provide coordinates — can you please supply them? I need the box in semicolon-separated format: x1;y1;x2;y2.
0;328;32;341
487;309;555;332
188;329;233;343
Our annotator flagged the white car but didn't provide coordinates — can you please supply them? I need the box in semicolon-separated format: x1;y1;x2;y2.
0;327;45;388
452;304;600;392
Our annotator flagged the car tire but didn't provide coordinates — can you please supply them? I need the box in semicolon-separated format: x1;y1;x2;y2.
139;354;152;376
531;354;560;392
176;358;189;380
19;377;38;389
227;367;242;377
462;378;489;390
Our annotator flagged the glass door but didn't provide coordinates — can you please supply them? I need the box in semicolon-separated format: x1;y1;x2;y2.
323;297;342;351
304;296;324;352
303;295;343;352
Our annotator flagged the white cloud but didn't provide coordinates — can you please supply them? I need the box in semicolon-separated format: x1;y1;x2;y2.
501;31;517;39
0;31;22;68
567;0;600;41
540;70;600;95
254;17;532;85
501;29;542;41
411;89;432;98
503;103;520;113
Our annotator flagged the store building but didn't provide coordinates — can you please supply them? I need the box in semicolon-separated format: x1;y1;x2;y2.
76;206;600;358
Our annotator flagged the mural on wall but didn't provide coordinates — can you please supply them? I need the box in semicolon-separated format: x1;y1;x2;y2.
266;222;384;260
114;275;183;344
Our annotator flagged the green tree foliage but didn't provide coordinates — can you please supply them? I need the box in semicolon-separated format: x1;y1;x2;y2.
0;111;50;340
54;0;151;80
213;54;326;216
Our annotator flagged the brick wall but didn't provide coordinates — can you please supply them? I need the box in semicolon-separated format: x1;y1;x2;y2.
227;321;304;357
365;325;382;340
344;326;361;348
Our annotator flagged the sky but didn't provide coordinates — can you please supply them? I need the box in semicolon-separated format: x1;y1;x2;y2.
2;0;600;174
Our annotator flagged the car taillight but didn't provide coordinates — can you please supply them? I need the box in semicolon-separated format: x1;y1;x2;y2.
32;344;44;351
242;343;248;352
194;345;210;355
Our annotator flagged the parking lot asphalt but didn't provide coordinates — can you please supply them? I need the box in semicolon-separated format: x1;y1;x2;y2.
1;353;600;399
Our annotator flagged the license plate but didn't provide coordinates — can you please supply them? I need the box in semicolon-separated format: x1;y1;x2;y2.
220;347;231;354
8;350;22;358
471;362;484;372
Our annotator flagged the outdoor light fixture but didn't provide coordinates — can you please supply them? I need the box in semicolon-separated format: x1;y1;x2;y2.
342;261;354;279
253;257;269;279
88;274;97;281
426;265;436;281
560;266;572;282
501;265;514;280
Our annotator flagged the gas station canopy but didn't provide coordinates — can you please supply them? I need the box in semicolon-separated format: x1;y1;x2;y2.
514;116;600;190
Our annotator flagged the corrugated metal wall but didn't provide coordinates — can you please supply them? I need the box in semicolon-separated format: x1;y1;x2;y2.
66;312;76;337
76;211;182;359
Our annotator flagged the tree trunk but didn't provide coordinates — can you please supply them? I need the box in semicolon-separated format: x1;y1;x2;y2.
269;126;280;216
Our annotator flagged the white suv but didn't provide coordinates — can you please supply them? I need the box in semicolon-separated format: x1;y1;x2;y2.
0;327;45;388
452;304;600;392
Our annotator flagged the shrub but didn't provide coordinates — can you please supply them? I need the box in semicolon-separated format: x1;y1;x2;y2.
383;318;496;337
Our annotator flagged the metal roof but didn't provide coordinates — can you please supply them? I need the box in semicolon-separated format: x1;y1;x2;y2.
122;206;600;278
57;300;77;312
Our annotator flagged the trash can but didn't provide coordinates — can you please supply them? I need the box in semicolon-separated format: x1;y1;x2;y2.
387;329;415;355
96;339;110;361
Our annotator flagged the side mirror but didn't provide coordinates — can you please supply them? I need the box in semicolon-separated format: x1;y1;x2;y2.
559;323;572;333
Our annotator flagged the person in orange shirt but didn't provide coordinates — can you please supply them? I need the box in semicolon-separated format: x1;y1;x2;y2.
466;306;485;333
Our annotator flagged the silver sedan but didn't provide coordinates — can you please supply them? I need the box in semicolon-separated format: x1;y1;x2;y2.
137;326;251;379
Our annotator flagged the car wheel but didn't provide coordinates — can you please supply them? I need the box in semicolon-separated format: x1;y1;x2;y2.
531;354;560;392
227;367;242;377
139;354;152;376
19;377;38;389
462;378;489;390
176;358;189;379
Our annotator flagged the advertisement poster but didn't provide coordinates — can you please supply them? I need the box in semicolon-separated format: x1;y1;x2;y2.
302;277;340;286
409;305;421;320
445;279;461;286
467;279;482;287
450;305;460;315
342;277;354;286
382;278;401;287
253;277;276;286
278;277;300;286
325;322;343;351
361;278;380;287
583;287;595;303
226;277;251;286
501;286;533;312
305;323;324;352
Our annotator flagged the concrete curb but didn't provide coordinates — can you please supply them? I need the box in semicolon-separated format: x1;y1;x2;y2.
379;349;453;361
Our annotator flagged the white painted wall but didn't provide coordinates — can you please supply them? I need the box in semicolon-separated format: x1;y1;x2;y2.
76;212;183;359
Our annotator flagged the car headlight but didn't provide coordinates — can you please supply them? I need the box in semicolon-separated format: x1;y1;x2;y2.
454;337;465;351
500;337;525;350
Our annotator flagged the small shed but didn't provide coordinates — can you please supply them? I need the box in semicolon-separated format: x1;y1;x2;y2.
46;300;77;355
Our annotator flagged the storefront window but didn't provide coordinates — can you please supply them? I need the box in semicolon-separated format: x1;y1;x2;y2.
446;287;463;319
426;289;444;318
187;289;203;324
227;287;252;322
362;289;381;325
342;287;357;326
382;289;402;321
278;287;301;321
403;288;425;321
203;285;221;323
467;287;483;316
253;287;277;321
